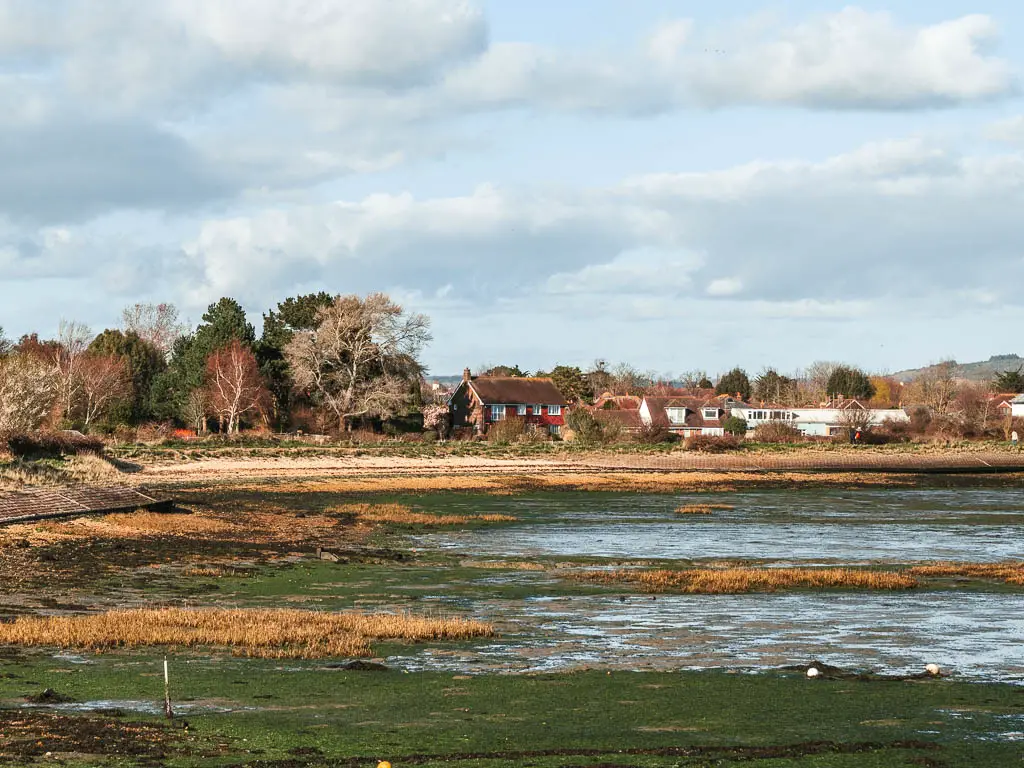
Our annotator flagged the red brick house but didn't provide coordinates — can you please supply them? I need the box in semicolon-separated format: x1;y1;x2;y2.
449;369;569;436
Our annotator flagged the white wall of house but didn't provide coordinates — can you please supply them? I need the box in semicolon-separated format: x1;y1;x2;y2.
1012;400;1024;418
732;406;909;436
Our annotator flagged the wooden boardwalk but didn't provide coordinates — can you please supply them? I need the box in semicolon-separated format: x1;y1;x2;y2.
0;486;173;526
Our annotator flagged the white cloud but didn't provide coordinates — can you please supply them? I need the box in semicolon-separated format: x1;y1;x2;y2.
431;9;1015;114
986;115;1024;144
0;0;488;113
707;277;743;297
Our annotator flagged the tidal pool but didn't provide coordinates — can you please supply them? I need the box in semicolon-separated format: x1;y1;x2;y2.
419;487;1024;563
398;487;1024;680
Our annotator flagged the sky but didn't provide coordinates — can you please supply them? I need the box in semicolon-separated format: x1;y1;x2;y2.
1;0;1023;378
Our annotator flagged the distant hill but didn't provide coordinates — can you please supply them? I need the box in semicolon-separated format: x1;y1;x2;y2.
893;354;1024;383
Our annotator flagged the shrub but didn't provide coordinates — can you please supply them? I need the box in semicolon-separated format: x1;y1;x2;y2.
754;421;802;443
684;434;741;453
4;430;105;459
721;416;748;437
565;409;614;445
487;416;526;445
633;423;676;444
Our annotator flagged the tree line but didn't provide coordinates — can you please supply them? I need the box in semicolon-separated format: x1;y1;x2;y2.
0;293;430;436
2;293;1022;440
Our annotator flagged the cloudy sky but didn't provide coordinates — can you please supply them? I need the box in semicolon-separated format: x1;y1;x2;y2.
1;0;1022;377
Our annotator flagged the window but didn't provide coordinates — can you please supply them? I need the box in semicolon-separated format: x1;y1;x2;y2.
549;424;561;436
533;404;545;415
548;405;562;416
702;408;718;419
517;405;527;416
667;407;687;423
491;405;506;421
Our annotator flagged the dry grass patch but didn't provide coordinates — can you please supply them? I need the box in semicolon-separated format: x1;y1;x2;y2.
329;503;516;525
0;607;494;659
675;504;734;515
462;559;547;571
908;562;1024;585
578;567;917;594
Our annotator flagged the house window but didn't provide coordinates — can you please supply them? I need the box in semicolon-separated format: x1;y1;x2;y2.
533;405;545;415
517;405;527;416
491;405;506;421
549;424;561;436
702;408;718;419
667;407;687;423
548;405;562;416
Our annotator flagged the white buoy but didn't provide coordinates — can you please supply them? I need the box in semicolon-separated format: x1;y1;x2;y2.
925;663;941;676
806;667;821;678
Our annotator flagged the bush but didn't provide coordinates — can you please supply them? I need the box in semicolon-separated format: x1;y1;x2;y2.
721;416;748;437
487;416;527;445
565;409;619;445
684;434;741;453
4;430;105;459
633;423;677;444
754;421;802;443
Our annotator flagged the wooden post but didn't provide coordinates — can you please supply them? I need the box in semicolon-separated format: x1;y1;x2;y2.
163;657;174;719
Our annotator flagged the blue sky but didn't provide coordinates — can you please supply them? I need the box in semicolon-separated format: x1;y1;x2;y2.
1;0;1023;378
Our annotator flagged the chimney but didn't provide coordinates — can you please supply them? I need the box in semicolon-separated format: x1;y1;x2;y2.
463;367;472;383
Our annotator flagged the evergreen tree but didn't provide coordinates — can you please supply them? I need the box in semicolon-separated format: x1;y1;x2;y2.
826;365;876;401
715;368;752;401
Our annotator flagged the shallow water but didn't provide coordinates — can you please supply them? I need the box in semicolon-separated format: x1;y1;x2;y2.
392;591;1024;681
421;488;1024;563
400;487;1024;680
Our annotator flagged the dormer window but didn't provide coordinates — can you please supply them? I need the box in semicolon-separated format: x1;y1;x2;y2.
666;407;687;423
702;408;718;419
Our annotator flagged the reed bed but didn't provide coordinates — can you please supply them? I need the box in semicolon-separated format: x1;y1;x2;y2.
231;470;908;496
577;567;918;594
908;562;1024;585
330;503;516;525
675;504;734;515
0;608;495;659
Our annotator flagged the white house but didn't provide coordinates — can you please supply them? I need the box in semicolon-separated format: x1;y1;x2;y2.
639;394;743;437
1011;395;1024;418
731;399;909;437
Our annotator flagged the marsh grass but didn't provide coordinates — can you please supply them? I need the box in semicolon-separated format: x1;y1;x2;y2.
908;562;1024;585
0;455;123;490
329;503;516;525
577;567;917;594
244;470;909;497
675;504;734;515
0;608;494;659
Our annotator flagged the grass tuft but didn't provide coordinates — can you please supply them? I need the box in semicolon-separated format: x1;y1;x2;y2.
329;503;516;525
908;562;1024;585
577;567;918;594
675;504;734;515
0;608;494;659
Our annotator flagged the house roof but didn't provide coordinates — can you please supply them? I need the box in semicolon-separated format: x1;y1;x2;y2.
593;409;644;429
467;377;568;406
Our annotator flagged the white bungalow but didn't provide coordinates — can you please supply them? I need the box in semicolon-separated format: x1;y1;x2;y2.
1011;395;1024;418
730;399;909;437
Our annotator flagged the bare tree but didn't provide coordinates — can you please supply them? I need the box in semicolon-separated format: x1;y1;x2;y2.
284;293;431;432
78;354;130;431
52;320;93;423
801;360;841;404
907;360;960;417
0;353;57;432
121;303;187;357
204;340;269;434
181;389;210;435
0;326;10;356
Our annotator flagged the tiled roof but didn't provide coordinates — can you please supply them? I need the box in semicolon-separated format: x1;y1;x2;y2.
468;377;568;406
